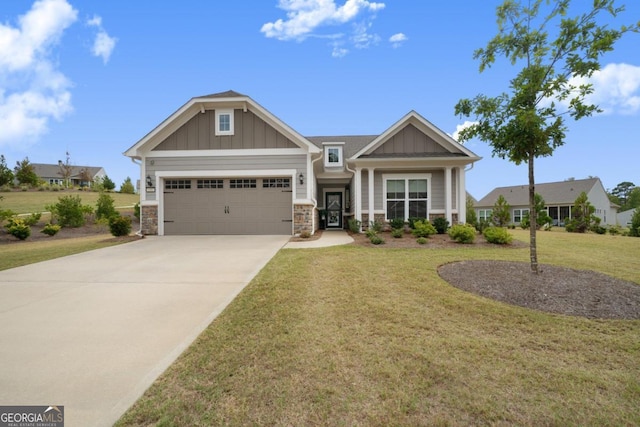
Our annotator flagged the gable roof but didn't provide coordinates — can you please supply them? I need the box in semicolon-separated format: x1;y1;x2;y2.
306;135;377;158
124;90;320;158
476;178;605;207
32;163;105;179
351;111;480;160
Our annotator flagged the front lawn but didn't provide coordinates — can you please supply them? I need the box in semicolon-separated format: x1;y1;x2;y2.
116;230;640;426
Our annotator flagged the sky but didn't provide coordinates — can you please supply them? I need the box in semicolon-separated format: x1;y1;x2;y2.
1;0;639;199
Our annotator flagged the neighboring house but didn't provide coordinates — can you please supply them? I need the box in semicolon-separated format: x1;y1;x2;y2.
32;163;106;187
476;177;618;226
617;208;637;227
124;90;481;236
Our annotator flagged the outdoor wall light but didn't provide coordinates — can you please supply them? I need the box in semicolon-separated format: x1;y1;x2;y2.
299;172;304;185
146;175;153;187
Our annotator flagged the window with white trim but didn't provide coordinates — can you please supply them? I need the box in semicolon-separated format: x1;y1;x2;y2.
324;146;343;167
165;179;191;189
513;208;530;223
215;109;234;136
383;175;430;220
478;209;492;221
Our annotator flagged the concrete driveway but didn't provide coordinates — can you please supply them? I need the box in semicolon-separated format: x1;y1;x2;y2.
0;235;289;427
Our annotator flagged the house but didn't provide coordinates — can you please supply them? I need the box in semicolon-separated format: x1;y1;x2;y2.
123;90;481;236
617;208;637;227
475;177;618;226
32;163;106;187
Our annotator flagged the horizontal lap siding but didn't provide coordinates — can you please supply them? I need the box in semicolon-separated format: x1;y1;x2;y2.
371;169;445;211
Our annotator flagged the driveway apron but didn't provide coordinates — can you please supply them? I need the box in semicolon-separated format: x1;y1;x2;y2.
0;235;289;427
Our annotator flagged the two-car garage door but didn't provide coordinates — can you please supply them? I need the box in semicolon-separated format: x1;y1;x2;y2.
163;177;293;235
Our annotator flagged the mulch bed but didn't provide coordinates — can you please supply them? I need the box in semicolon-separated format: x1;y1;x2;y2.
347;230;528;249
438;260;640;319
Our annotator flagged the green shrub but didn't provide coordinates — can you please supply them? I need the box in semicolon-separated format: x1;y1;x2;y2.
348;218;361;233
134;202;140;219
96;192;117;220
432;217;449;234
46;195;92;228
369;235;384;245
408;217;427;229
369;220;384;233
6;218;31;240
109;215;132;237
476;219;492;233
411;220;436;238
389;218;405;230
416;237;428;245
607;225;621;235
483;226;513;244
23;212;42;226
299;230;311;238
41;223;61;236
629;208;640;237
591;225;606;235
365;228;378;239
391;228;403;238
448;223;476;244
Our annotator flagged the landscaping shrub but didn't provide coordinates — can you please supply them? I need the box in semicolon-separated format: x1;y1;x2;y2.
369;235;384;245
46;195;92;228
391;228;403;238
109;215;132;237
41;223;61;237
389;218;405;230
432;217;449;234
23;212;42;226
607;225;621;235
134;202;140;220
411;220;436;238
6;218;30;240
365;228;378;239
483;226;513;244
448;223;476;243
299;230;311;239
592;225;607;235
629;208;640;237
408;217;426;229
96;192;117;220
347;218;361;233
369;220;384;233
416;237;428;245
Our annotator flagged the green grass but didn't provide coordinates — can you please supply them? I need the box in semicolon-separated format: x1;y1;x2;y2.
116;229;640;426
0;234;133;271
0;190;139;214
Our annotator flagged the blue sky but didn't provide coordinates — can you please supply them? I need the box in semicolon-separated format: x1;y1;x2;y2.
1;0;639;199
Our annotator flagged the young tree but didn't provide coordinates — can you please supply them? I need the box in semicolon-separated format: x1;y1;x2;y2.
609;181;636;207
492;195;511;227
454;1;639;273
629;207;640;237
102;175;116;191
14;157;39;186
522;193;552;229
119;177;135;194
0;155;15;187
58;151;73;188
566;191;598;233
466;195;477;227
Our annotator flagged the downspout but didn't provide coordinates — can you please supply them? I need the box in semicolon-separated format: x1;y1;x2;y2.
130;157;143;236
344;160;357;231
310;153;323;232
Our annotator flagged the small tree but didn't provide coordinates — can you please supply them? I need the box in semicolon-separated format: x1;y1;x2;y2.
58;152;73;188
492;195;511;227
566;191;597;233
521;193;552;229
0;155;14;187
120;177;135;194
79;168;94;188
46;195;92;228
102;175;116;191
629;208;640;237
609;181;636;207
96;192;117;220
14;157;39;186
466;195;477;227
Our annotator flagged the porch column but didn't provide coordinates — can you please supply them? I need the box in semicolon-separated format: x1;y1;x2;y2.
445;166;452;224
458;167;466;224
368;167;375;225
354;167;362;227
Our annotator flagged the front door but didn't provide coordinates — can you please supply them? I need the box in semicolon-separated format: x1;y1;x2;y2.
326;192;342;229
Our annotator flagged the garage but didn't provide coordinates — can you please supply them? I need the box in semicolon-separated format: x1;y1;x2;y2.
163;177;293;235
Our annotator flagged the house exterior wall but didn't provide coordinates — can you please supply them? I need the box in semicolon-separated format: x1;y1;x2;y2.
587;184;617;225
370;124;448;155
153;109;298;151
144;154;307;200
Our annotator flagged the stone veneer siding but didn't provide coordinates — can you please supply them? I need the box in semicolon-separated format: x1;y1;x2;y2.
141;205;158;235
294;203;314;235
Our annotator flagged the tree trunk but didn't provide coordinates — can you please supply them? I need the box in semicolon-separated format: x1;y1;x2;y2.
529;154;539;274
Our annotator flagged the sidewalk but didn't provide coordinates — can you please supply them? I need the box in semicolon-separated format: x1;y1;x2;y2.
284;230;354;249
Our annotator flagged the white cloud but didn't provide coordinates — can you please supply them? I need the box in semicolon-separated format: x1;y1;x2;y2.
332;45;348;58
548;63;640;115
389;32;407;48
452;121;479;142
262;0;385;56
0;0;77;147
87;15;117;64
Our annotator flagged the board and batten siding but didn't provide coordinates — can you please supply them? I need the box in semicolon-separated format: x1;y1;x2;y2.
145;154;307;199
153;109;298;151
370;124;449;156
361;169;455;213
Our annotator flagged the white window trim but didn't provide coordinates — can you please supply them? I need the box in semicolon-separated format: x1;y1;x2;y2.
324;146;343;167
215;109;234;136
382;173;432;221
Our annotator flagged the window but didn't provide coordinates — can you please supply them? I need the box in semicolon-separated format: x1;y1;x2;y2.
197;179;223;189
165;179;191;189
383;175;429;220
513;208;530;223
324;146;343;167
478;209;492;221
263;178;291;188
230;179;256;189
215;109;234;136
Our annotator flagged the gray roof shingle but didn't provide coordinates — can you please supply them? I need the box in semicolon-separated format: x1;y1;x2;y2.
476;178;601;207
